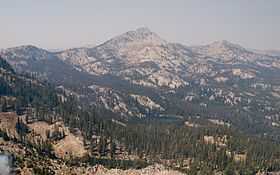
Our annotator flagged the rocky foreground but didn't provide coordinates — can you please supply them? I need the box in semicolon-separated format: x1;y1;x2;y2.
19;164;184;175
0;137;183;175
93;164;183;175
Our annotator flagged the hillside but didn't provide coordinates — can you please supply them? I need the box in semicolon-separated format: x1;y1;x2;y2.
1;29;280;174
2;28;280;140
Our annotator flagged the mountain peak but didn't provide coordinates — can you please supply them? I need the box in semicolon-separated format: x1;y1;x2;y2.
213;40;232;45
100;27;167;49
7;45;41;51
121;27;165;43
134;27;153;35
1;45;50;62
3;45;51;55
209;40;244;50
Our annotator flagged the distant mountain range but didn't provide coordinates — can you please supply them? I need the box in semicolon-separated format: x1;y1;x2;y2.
250;48;280;57
1;27;280;139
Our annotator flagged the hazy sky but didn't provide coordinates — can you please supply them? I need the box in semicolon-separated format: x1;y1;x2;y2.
0;0;279;50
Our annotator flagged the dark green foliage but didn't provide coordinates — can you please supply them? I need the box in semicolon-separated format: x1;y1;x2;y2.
0;130;9;141
0;58;15;73
16;118;29;142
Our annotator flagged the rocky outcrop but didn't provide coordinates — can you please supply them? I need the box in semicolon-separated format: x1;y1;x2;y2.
93;164;184;175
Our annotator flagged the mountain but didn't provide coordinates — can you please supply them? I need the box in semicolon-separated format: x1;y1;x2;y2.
2;33;280;174
266;49;280;57
0;45;95;86
251;49;280;57
191;40;279;64
1;28;280;139
57;27;191;89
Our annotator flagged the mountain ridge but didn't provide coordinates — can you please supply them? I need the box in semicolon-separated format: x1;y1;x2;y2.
0;28;273;54
1;28;280;139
